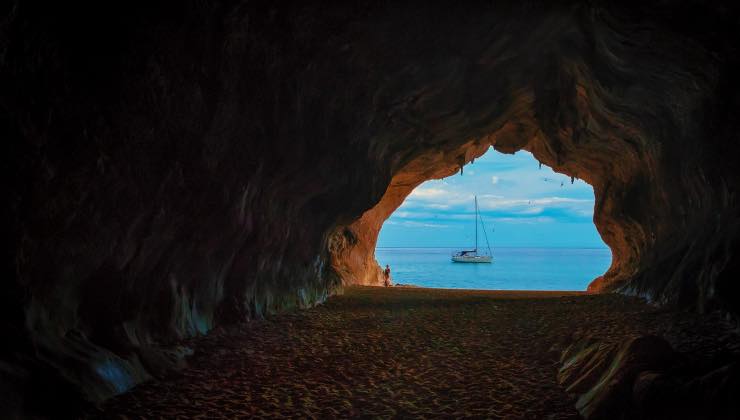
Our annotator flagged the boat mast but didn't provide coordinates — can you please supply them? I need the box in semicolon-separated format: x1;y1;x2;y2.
474;195;478;252
480;213;493;257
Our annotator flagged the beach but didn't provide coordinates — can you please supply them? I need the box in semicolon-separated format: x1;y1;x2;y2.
92;286;735;418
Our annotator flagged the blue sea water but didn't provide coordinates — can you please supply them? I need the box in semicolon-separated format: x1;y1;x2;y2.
375;247;612;291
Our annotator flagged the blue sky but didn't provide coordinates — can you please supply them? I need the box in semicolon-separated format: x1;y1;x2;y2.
377;148;608;248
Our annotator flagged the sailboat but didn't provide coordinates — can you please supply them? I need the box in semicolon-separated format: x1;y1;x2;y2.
451;196;493;263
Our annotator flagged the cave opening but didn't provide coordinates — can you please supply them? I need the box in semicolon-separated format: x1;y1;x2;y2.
374;147;612;290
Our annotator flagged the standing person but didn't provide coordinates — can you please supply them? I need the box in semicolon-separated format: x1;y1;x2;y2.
383;264;392;287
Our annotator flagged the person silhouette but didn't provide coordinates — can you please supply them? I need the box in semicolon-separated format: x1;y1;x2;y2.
383;264;391;286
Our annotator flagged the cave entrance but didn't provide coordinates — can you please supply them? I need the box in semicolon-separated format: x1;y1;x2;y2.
374;147;611;290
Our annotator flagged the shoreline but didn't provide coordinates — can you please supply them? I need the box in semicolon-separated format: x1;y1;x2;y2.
388;283;588;296
376;246;611;250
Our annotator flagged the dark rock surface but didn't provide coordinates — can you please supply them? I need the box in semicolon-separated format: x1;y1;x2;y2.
559;336;676;419
2;0;740;415
559;332;740;419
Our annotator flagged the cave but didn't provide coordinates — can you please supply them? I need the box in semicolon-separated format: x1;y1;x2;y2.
3;1;740;418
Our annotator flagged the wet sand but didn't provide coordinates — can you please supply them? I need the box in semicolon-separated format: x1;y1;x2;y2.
94;286;701;419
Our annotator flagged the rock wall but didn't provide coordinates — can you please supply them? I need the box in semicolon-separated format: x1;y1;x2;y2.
2;0;739;414
558;333;740;419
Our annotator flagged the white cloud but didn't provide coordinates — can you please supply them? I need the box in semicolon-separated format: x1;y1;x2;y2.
401;188;593;220
477;196;591;211
409;187;448;199
515;206;544;215
390;211;444;220
425;203;451;210
403;187;473;209
492;216;556;224
396;220;450;229
397;151;595;223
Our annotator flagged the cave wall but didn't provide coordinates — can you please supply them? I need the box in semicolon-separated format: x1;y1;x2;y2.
2;0;739;412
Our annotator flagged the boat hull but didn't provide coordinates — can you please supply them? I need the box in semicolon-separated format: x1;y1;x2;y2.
451;255;492;263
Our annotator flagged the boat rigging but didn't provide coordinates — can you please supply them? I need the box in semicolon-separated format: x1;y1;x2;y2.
452;196;493;263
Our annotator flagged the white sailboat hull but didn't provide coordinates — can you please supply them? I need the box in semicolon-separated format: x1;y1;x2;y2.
451;255;492;263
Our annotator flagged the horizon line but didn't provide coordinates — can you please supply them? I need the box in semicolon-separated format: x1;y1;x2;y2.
376;246;611;250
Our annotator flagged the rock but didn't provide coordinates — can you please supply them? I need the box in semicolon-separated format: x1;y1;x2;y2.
632;371;686;419
2;0;740;414
631;361;740;420
686;362;740;420
559;336;740;419
558;336;676;419
558;338;617;395
136;345;194;379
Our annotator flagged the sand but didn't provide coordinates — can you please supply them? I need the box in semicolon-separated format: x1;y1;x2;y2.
92;286;716;419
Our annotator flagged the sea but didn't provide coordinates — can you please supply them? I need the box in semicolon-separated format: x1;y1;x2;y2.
375;247;612;291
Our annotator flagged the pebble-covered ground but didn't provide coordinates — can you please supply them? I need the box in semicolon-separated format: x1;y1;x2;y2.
92;286;737;419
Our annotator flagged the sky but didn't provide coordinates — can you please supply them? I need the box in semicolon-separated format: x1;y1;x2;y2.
377;148;608;248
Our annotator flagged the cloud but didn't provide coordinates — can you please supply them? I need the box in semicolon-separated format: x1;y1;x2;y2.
403;187;473;208
392;151;595;224
476;196;591;211
400;190;593;221
409;187;448;199
491;216;556;224
425;203;452;210
389;220;451;229
391;211;442;219
514;206;544;215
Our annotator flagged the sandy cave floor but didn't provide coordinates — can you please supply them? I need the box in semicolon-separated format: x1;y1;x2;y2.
90;286;737;419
